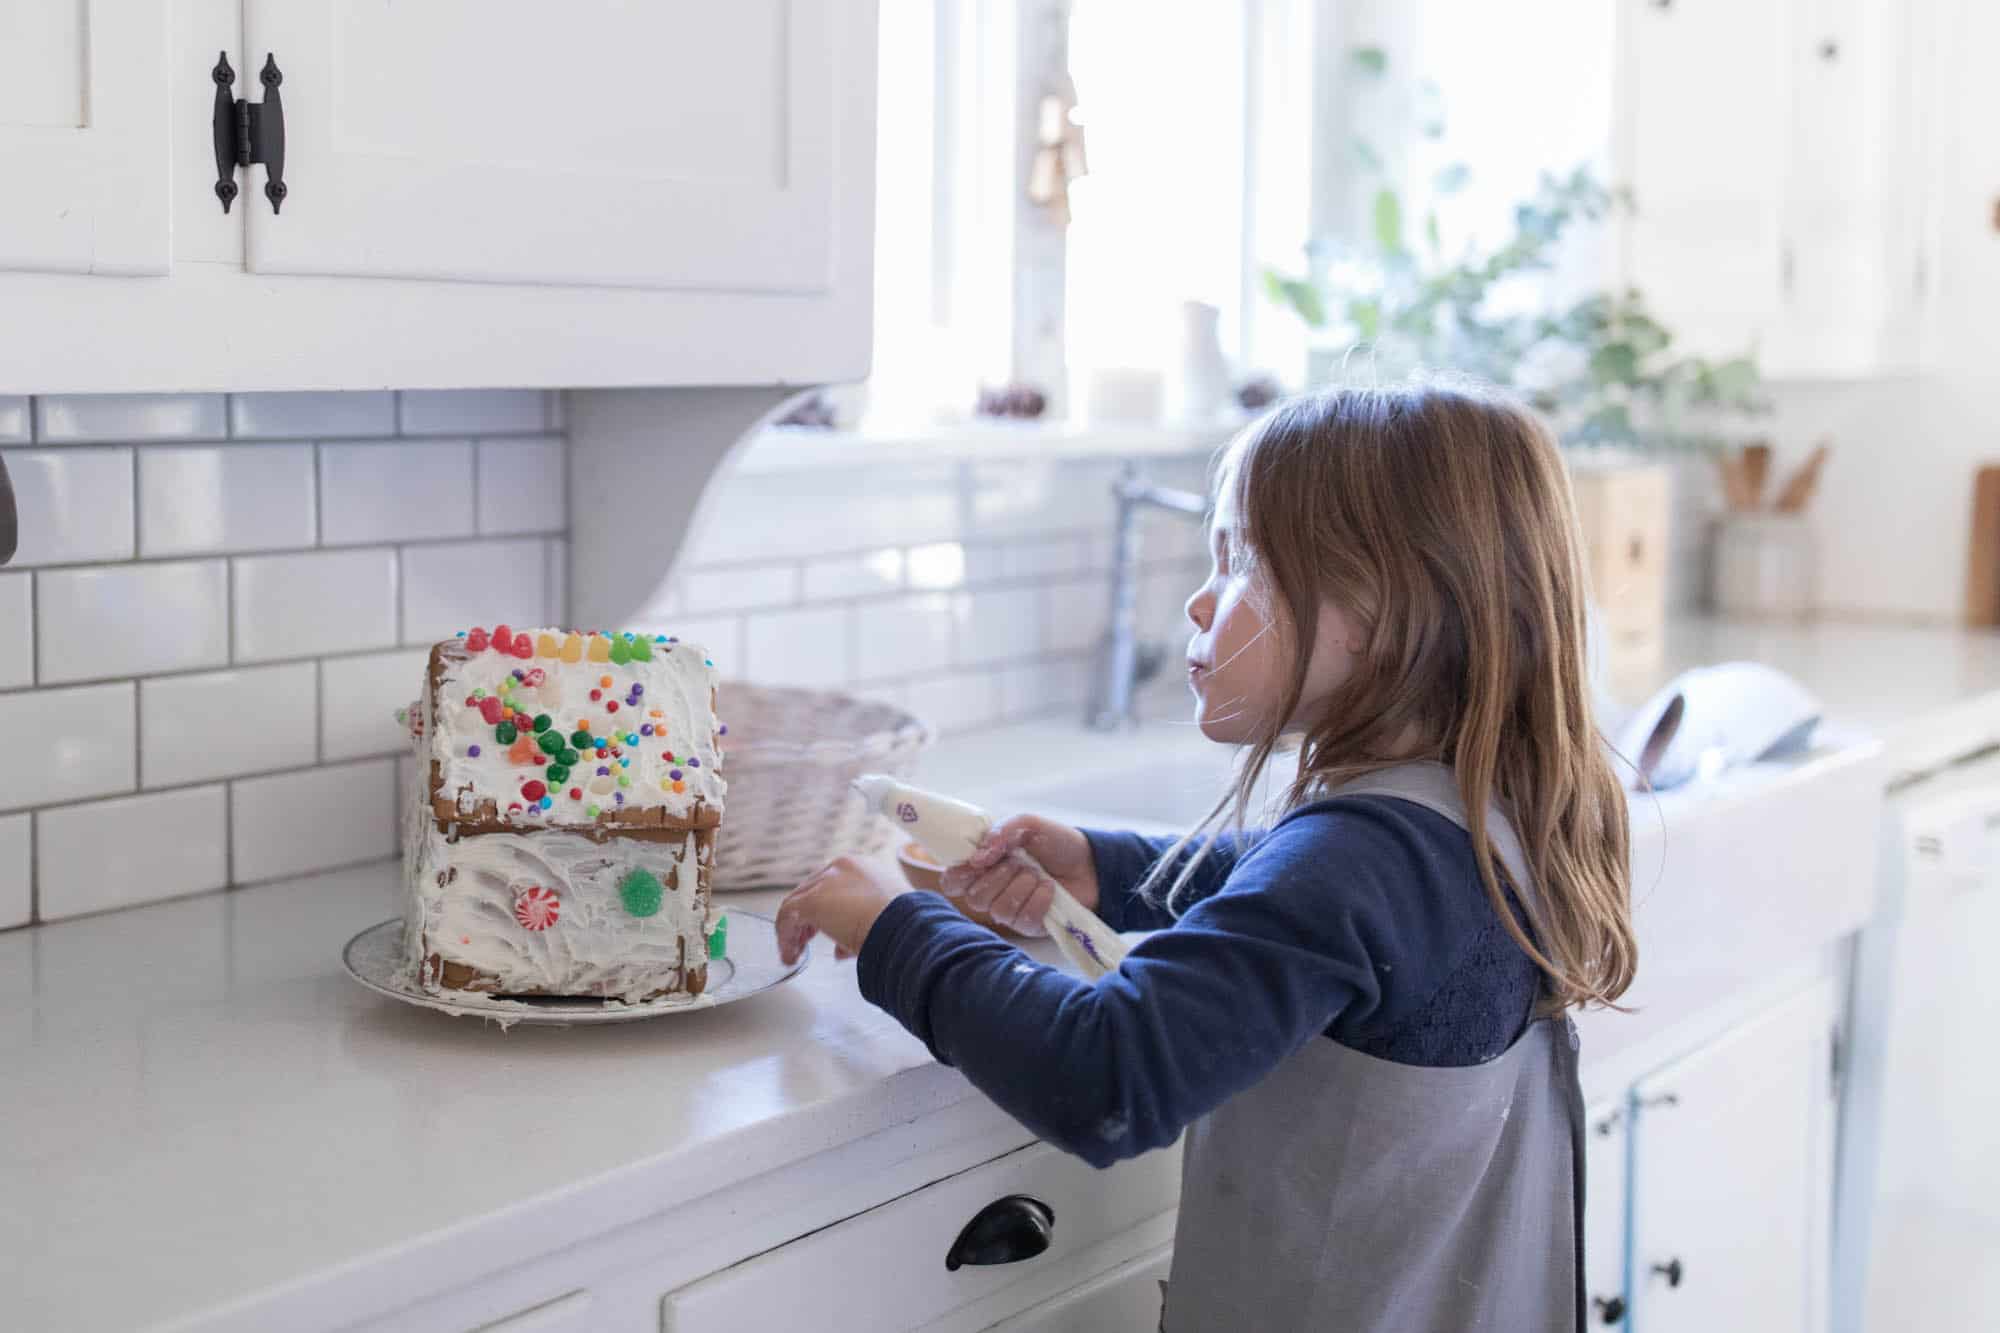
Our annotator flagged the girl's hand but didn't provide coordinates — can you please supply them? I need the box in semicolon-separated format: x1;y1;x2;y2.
938;814;1099;936
776;856;908;965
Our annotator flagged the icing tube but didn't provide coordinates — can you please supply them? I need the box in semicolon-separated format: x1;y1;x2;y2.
851;775;1129;979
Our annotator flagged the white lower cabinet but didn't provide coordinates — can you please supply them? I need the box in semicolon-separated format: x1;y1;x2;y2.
1626;982;1838;1333
662;1138;1181;1332
984;1244;1173;1332
1583;1099;1632;1328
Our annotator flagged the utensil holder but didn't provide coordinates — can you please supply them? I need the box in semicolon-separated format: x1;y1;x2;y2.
1713;513;1817;619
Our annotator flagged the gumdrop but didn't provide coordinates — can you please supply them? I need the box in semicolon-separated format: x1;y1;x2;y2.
478;696;505;724
464;627;490;652
511;632;533;658
559;633;584;663
493;624;514;647
536;632;560;657
587;635;611;663
520;779;547;802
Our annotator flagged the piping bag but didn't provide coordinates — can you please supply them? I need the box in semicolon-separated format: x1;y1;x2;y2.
851;775;1129;979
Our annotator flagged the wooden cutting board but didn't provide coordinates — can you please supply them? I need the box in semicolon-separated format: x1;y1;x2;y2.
1965;465;2000;626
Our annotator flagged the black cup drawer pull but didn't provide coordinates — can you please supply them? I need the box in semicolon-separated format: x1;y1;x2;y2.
944;1194;1054;1271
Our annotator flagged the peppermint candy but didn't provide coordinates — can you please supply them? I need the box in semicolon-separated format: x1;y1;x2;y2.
514;885;561;931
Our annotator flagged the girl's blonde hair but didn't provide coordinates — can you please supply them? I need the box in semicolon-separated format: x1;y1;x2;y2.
1147;377;1637;1012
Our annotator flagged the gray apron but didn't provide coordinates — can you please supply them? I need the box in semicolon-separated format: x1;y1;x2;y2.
1160;761;1586;1332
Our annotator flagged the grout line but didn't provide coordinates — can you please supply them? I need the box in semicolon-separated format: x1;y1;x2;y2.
223;775;234;888
315;658;326;762
0;642;427;699
471;436;484;536
26;804;36;925
225;557;237;665
0;528;568;577
25;570;36;687
129;445;141;561
132;673;144;789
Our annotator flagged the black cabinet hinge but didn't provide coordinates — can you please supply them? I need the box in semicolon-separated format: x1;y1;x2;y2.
211;52;287;214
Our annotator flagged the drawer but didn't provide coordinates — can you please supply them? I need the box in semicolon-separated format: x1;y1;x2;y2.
983;1244;1172;1332
467;1289;594;1333
661;1139;1182;1332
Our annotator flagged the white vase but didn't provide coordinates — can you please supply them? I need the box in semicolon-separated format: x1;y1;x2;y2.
1172;300;1232;424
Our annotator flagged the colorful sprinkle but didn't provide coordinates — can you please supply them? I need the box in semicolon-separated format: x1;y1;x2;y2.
688;757;700;767
539;796;553;810
640;724;654;736
589;689;602;702
569;787;582;800
631;684;645;697
467;744;482;758
617;774;630;788
669;768;683;781
606;700;619;713
598;674;613;688
673;779;686;794
586;803;600;817
624;732;638;745
718;724;728;736
619;869;664;917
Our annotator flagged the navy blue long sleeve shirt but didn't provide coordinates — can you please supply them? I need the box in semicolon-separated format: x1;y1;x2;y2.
855;795;1543;1168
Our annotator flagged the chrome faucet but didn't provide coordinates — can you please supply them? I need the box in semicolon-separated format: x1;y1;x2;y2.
1089;462;1208;730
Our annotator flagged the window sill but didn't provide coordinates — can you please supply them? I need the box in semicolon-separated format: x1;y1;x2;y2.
731;417;1243;476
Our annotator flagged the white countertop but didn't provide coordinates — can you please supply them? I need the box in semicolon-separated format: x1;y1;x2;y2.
8;615;2000;1332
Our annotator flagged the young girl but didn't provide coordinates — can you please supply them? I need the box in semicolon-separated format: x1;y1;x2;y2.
776;379;1637;1332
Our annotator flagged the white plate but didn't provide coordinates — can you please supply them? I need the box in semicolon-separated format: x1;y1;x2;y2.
340;909;804;1026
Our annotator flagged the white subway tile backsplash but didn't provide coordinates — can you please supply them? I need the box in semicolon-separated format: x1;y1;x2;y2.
0;682;134;811
0;397;27;443
854;593;957;681
649;614;741;674
320;440;475;545
399;390;546;436
905;541;967;590
1047;576;1108;655
690;462;961;563
1005;536;1086;581
140;664;317;788
36;787;227;921
997;663;1052;719
680;562;798;615
545;537;569;626
906;670;1002;735
400;538;546;644
231;759;396;882
35;394;227;443
0;574;30;688
476;436;566;534
960;587;1043;665
234;548;399;662
36;562;229;684
138;444;317;557
802;548;903;601
743;605;853;688
322;649;431;761
0;814;27;928
0;447;134;566
229;391;396;440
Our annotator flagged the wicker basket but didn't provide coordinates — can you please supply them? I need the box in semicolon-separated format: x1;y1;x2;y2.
711;683;935;892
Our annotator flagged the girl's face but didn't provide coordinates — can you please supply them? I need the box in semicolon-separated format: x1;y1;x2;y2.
1184;473;1364;744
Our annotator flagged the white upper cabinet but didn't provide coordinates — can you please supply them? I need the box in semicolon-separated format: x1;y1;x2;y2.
1616;0;1922;378
0;0;171;276
0;2;875;393
239;1;835;294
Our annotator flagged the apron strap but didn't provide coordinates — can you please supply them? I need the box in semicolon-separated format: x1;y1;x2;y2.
1315;760;1537;906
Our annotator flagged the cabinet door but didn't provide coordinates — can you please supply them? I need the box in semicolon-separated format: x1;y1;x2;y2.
240;0;842;292
0;0;171;276
1629;983;1836;1333
983;1245;1172;1332
1616;0;1789;361
1583;1100;1630;1329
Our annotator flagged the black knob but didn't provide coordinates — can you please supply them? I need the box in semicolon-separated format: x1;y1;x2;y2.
1651;1257;1685;1288
1593;1294;1627;1324
945;1194;1054;1271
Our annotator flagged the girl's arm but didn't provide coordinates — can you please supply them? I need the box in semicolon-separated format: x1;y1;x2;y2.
1081;828;1247;931
860;805;1418;1168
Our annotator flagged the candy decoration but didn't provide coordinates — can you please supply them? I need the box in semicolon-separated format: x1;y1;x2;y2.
512;632;533;657
534;632;558;657
569;729;591;748
688;757;700;767
609;639;631;665
669;768;684;781
521;780;548;802
478;696;505;724
587;635;611;662
629;637;652;661
539;795;553;810
494;623;514;647
640;724;653;736
467;744;481;758
495;721;518;744
718;724;728;736
619;869;664;917
538;731;564;755
707;913;728;960
514;886;560;931
606;700;619;713
508;736;536;764
465;627;490;652
532;713;552;733
545;764;570;786
569;787;582;800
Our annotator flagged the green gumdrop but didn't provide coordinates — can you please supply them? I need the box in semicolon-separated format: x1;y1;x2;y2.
537;731;564;755
532;713;552;734
608;640;631;665
629;637;653;661
569;729;592;748
707;913;728;960
495;721;518;744
545;764;571;786
619;869;664;918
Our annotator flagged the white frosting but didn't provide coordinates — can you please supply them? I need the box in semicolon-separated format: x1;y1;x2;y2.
404;812;713;1003
428;629;725;826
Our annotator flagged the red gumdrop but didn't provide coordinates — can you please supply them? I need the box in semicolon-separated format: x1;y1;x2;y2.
521;780;547;802
465;628;490;652
493;624;514;647
512;632;533;657
478;697;504;724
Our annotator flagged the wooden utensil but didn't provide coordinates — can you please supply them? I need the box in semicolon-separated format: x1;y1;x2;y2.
1773;440;1831;514
1964;465;2000;626
1741;441;1773;509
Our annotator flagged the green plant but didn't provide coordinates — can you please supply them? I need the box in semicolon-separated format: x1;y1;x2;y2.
1264;48;1766;450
